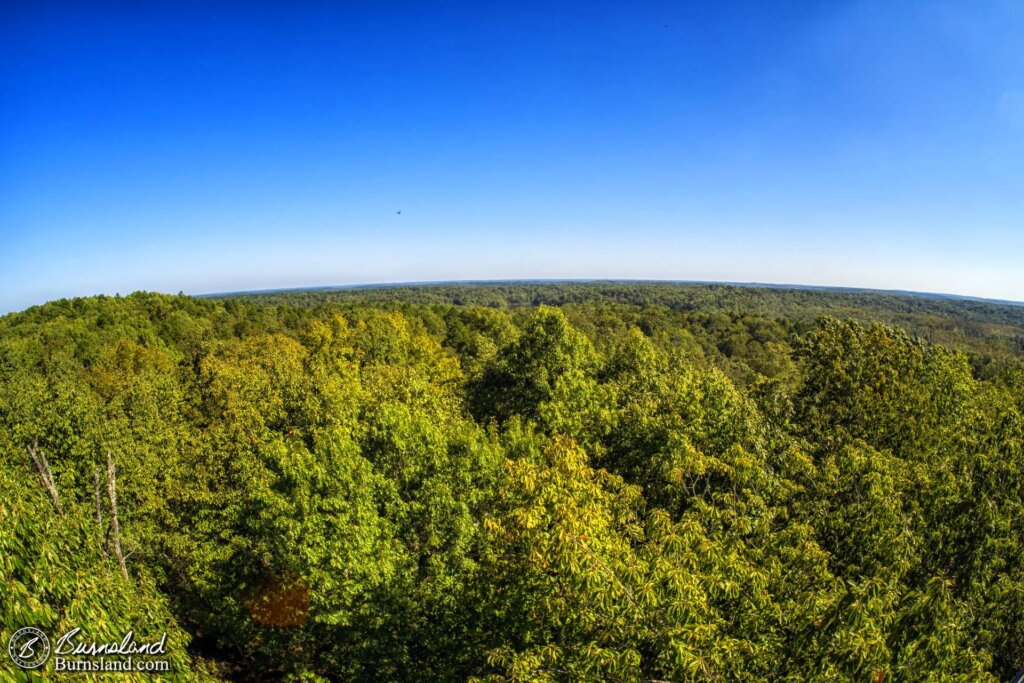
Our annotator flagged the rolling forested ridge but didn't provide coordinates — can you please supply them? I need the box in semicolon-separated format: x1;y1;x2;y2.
1;283;1023;681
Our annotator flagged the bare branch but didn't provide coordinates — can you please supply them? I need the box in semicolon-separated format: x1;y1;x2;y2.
106;451;129;580
27;441;62;514
93;466;108;559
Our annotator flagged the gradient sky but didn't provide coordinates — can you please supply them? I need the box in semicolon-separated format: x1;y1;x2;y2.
2;1;1023;312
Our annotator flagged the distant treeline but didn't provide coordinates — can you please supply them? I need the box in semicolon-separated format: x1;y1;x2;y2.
211;281;1024;324
214;281;1024;376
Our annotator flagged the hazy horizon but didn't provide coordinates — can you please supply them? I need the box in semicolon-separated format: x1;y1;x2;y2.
3;1;1023;312
197;278;1024;304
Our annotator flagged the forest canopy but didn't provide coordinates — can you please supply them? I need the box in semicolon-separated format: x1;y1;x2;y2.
1;283;1023;681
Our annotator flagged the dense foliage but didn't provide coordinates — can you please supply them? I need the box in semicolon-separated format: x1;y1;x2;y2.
1;284;1023;681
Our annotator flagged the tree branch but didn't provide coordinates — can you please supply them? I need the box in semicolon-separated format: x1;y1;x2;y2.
93;466;108;559
106;451;129;580
27;441;62;514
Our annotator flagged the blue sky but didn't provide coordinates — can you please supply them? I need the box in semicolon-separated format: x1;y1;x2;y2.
2;1;1023;312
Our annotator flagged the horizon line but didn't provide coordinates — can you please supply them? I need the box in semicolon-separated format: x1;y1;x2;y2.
196;278;1024;308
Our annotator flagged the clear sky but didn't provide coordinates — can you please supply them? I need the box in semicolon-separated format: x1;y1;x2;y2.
2;1;1023;312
